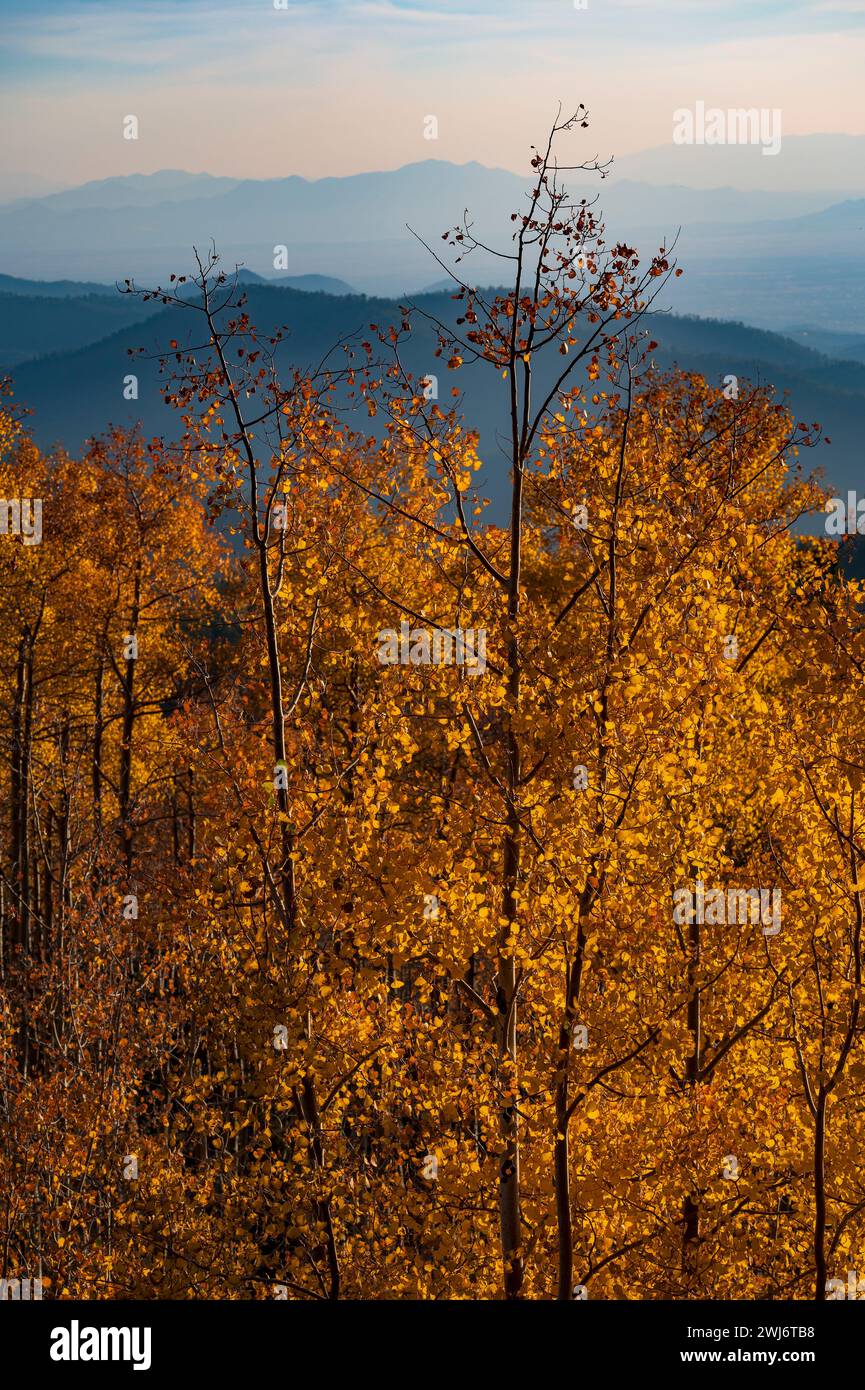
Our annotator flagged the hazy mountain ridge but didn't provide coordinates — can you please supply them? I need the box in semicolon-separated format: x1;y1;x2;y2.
1;155;862;324
0;272;119;298
0;170;242;213
784;326;865;364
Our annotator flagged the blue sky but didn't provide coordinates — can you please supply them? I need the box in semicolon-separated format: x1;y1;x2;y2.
1;0;864;186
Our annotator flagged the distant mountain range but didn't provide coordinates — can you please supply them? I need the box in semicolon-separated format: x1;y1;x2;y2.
1;170;241;211
0;148;863;329
2;274;860;531
235;270;355;295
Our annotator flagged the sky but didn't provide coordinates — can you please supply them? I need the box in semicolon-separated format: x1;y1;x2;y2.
1;0;865;189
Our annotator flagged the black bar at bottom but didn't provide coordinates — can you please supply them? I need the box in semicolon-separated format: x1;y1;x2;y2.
3;1296;852;1380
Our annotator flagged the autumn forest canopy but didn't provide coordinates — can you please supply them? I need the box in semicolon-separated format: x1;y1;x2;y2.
2;118;864;1304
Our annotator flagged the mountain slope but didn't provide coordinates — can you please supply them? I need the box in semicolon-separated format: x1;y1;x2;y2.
0;291;158;369
7;285;857;529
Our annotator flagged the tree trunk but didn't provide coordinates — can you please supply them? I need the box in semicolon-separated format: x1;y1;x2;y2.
813;1090;827;1300
682;907;701;1277
119;573;141;876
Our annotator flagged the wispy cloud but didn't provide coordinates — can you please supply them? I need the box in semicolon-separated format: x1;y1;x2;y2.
1;0;862;186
